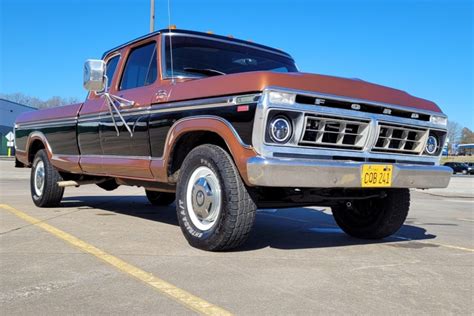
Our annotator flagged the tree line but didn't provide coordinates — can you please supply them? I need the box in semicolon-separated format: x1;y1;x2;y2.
0;92;81;109
448;121;473;144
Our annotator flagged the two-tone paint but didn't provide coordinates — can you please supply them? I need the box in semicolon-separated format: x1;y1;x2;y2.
15;29;449;190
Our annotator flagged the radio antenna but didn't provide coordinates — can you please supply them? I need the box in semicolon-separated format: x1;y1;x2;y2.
150;0;155;33
167;0;175;84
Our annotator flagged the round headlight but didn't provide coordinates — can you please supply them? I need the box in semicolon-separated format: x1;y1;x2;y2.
425;135;438;155
270;116;292;143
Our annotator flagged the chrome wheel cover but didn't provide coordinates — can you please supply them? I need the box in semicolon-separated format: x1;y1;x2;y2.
34;160;45;197
186;166;222;231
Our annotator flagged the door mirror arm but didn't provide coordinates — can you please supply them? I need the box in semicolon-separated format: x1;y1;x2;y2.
102;93;134;137
83;59;135;137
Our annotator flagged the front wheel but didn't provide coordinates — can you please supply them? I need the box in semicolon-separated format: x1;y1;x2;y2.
332;189;410;239
30;149;64;207
176;144;257;251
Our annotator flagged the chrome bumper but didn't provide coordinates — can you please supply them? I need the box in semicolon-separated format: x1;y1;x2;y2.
246;157;451;189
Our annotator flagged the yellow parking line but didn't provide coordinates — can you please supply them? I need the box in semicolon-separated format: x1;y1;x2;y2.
457;218;474;222
427;242;474;253
0;204;232;316
393;235;473;252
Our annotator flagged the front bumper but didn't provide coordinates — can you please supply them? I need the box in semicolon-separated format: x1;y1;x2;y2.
246;157;452;189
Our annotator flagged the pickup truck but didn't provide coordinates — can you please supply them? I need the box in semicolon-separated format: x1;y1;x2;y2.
15;29;451;251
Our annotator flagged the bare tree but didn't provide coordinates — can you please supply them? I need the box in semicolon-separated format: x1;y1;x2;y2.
460;127;474;144
0;92;80;109
447;120;462;144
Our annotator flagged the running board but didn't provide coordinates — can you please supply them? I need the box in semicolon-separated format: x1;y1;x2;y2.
57;179;105;187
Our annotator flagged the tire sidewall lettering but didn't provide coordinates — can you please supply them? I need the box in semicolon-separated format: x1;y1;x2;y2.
178;198;203;239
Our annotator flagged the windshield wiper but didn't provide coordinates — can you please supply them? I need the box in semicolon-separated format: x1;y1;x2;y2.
183;67;226;77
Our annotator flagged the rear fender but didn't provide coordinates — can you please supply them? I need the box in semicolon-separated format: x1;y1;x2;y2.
23;132;53;166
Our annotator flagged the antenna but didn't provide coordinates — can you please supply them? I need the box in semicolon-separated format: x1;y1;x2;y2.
167;0;175;84
150;0;155;33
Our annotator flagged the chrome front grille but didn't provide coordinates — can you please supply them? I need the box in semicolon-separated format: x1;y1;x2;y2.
372;123;428;154
300;115;370;149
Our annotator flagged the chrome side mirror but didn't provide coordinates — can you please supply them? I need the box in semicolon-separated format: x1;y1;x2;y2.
83;59;106;92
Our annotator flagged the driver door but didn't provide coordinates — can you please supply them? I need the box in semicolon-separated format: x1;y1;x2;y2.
99;40;160;179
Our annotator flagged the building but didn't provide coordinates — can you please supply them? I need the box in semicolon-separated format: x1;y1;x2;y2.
458;144;474;156
0;99;37;155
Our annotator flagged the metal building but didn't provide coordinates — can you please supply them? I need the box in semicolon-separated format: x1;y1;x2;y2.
458;144;474;156
0;99;37;155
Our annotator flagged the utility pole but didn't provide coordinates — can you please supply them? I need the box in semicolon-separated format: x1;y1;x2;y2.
150;0;155;33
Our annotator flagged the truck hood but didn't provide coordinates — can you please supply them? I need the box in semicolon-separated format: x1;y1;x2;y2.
169;71;442;113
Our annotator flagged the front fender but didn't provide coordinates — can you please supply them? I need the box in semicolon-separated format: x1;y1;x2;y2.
151;116;257;185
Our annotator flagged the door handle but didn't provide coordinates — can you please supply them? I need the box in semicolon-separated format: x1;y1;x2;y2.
155;90;169;101
119;102;134;109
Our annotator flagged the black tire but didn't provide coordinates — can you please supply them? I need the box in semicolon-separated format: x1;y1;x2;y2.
332;189;410;239
176;144;257;251
97;179;119;191
30;149;64;207
145;190;175;206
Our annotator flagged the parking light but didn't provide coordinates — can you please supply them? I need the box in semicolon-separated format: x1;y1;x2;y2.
430;115;447;126
268;91;296;106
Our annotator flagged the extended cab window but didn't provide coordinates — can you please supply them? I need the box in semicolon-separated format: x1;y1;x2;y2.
120;42;157;90
105;55;120;90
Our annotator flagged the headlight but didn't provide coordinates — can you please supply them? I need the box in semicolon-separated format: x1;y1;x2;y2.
269;116;292;143
430;115;447;126
425;135;438;155
268;91;296;105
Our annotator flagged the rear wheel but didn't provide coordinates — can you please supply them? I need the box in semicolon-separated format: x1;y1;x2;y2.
176;144;257;251
30;149;64;207
145;190;175;206
332;189;410;239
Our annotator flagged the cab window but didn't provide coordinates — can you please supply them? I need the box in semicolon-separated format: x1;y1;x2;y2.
105;55;120;90
120;42;157;90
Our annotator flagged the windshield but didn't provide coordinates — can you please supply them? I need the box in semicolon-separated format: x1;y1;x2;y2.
163;34;298;78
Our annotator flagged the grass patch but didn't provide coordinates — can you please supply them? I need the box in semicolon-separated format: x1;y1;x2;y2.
441;156;474;164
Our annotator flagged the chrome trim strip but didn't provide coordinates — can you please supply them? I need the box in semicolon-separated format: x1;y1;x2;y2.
17;118;77;127
81;154;151;160
247;156;452;189
77;93;260;121
17;121;77;130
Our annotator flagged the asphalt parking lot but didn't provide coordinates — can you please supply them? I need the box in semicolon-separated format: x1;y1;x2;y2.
1;160;473;315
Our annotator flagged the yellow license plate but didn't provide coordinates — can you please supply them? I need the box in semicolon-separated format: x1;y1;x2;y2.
361;164;393;187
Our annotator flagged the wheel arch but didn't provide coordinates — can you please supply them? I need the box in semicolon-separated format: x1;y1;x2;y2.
26;132;53;165
162;116;257;185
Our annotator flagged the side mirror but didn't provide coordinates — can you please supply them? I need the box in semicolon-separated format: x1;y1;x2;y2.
83;59;106;92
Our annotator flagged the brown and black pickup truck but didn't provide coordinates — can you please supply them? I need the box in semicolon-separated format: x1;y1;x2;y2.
15;29;451;251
